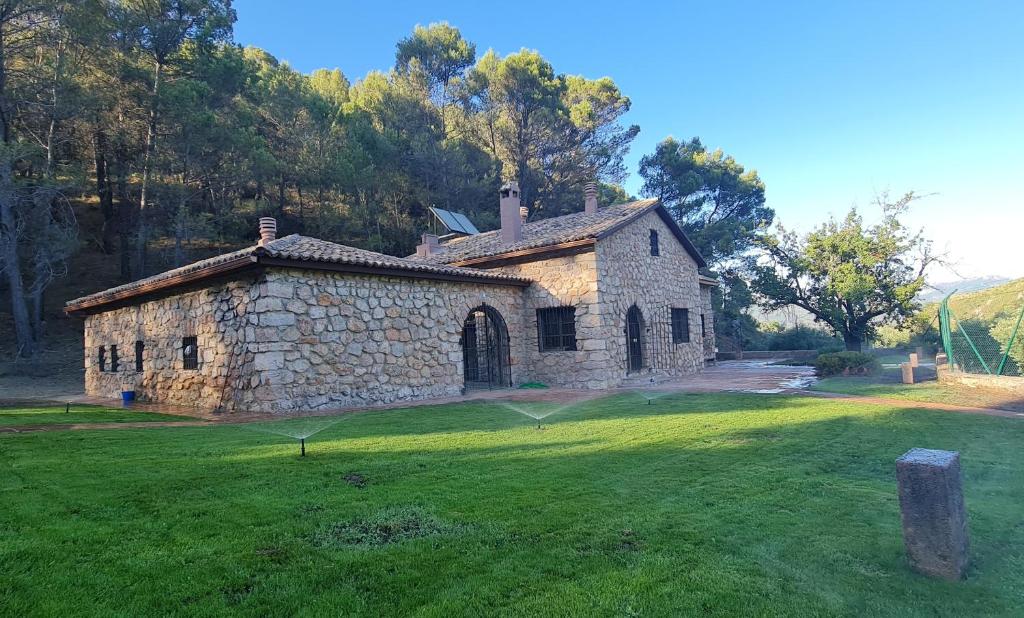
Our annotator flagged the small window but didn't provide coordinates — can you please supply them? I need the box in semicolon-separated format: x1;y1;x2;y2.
700;314;707;338
650;229;660;256
182;336;199;370
135;340;145;372
537;307;577;352
671;308;690;344
110;345;119;372
97;346;107;372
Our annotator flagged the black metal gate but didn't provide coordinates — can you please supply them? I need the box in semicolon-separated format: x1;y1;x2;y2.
626;305;645;373
462;305;512;390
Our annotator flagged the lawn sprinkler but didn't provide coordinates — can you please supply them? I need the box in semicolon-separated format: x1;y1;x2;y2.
65;402;70;414
300;437;306;457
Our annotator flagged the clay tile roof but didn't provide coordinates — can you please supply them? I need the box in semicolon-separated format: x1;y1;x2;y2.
65;234;529;314
258;235;530;282
410;198;706;268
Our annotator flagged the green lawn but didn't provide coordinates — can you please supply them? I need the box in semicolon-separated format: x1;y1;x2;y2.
811;368;1024;412
811;374;952;404
2;393;1023;616
0;404;195;427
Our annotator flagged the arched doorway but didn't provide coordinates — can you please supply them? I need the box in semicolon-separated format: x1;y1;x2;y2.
461;305;512;390
626;305;645;373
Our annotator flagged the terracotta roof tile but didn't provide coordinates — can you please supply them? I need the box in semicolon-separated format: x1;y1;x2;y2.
66;234;529;312
409;199;706;268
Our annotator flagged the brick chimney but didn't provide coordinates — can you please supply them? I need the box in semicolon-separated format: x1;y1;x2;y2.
415;233;444;257
584;182;598;215
499;181;522;244
257;217;277;246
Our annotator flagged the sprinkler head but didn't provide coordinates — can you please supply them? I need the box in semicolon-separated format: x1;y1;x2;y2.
300;438;306;457
65;402;70;414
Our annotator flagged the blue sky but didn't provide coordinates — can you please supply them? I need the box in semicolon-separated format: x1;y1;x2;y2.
236;1;1024;280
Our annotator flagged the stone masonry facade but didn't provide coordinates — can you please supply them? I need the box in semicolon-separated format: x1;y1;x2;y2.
595;211;708;382
82;208;713;413
85;268;524;413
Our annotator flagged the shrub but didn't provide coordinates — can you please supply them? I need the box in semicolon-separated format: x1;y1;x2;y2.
762;325;843;352
814;352;881;377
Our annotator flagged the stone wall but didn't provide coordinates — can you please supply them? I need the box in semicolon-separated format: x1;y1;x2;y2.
595;211;706;384
233;268;526;413
700;284;716;361
84;276;257;409
493;251;608;388
936;363;1024;396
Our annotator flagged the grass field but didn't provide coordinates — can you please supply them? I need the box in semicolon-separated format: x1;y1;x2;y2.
2;393;1023;616
0;404;195;427
811;368;1024;412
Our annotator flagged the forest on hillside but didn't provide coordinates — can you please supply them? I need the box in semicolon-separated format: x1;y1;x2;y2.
0;1;771;358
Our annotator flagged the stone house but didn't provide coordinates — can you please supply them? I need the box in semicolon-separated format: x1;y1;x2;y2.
66;183;716;413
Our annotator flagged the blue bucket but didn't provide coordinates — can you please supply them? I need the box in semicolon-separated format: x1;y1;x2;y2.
121;390;136;404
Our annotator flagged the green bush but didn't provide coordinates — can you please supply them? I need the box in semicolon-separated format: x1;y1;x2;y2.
814;352;881;377
759;325;843;352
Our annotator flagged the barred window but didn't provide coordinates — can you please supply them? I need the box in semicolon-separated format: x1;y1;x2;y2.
110;345;119;372
671;308;691;344
135;340;145;372
650;229;660;256
537;307;577;352
98;346;106;372
182;336;199;370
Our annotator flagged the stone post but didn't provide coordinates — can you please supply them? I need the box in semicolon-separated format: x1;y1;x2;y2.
901;362;914;384
909;352;919;368
896;448;969;580
935;353;949;381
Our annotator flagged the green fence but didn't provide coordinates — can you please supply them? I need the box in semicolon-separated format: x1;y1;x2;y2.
939;292;1024;377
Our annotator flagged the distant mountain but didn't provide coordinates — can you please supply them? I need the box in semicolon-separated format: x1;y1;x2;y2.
919;276;1011;303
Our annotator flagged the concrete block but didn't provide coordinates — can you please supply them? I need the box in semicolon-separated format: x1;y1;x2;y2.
901;362;915;384
909;353;919;368
896;448;969;580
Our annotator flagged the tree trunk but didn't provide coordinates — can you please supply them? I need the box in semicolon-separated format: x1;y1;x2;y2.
844;333;863;352
113;146;131;281
135;59;163;278
93;129;115;253
30;285;44;342
0;158;34;357
277;176;286;219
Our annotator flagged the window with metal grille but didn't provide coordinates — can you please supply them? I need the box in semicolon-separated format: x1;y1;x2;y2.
110;345;119;372
537;307;577;352
650;229;660;256
98;346;106;372
700;314;706;338
671;308;690;344
182;336;199;370
135;340;144;372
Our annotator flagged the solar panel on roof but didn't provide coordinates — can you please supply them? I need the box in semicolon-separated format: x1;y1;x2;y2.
450;212;481;235
429;207;480;235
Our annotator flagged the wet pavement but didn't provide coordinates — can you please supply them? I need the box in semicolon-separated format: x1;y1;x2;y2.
645;360;817;394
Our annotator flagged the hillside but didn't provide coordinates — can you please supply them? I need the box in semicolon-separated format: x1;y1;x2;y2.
930;277;1024;323
919;276;1011;303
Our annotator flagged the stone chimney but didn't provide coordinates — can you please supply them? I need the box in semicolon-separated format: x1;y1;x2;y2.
257;217;277;246
584;181;598;215
415;233;444;258
499;181;522;244
519;206;529;224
